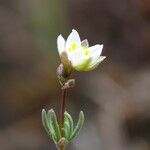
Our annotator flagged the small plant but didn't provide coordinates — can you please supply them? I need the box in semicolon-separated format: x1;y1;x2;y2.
41;29;106;150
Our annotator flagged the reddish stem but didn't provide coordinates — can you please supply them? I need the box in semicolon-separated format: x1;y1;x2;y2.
60;89;67;129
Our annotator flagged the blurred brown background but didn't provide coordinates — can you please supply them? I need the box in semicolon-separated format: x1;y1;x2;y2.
0;0;150;150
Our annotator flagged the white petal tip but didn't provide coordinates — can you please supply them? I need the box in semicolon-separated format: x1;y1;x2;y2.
72;29;79;35
100;56;106;61
57;34;66;54
57;34;63;40
99;44;104;50
72;29;77;32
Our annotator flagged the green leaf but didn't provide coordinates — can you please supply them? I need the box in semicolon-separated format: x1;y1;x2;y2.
47;109;58;142
69;111;85;141
64;121;70;139
41;109;58;142
50;109;62;142
64;111;74;138
41;109;52;137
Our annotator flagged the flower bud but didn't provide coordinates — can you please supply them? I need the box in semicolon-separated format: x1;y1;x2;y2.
61;79;75;90
57;64;67;79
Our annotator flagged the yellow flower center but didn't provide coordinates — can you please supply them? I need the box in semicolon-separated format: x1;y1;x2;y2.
82;47;90;56
68;42;77;51
68;43;90;56
84;50;90;56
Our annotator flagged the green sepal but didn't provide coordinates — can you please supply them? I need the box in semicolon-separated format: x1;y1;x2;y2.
69;111;85;141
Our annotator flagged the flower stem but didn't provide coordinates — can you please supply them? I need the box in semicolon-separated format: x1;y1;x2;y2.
60;88;67;130
60;147;65;150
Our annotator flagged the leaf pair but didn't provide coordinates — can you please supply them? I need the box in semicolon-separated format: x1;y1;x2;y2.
42;109;61;143
64;111;84;142
41;109;84;149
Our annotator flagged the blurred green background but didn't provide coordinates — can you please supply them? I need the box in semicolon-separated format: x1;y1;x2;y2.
0;0;150;150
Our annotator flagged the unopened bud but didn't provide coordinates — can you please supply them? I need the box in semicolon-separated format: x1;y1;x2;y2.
62;79;75;89
57;64;67;79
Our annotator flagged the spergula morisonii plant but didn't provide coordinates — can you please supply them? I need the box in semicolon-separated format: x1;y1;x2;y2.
41;29;106;150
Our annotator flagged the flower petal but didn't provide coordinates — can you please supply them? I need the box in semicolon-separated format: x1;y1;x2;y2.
89;44;103;65
81;39;89;48
84;56;106;71
66;29;81;51
74;57;92;71
57;35;66;55
89;44;103;55
68;48;84;67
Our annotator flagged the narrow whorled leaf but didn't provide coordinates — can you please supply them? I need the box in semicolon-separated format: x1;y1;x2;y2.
50;110;62;142
41;109;58;142
64;121;70;139
64;111;74;133
47;110;58;142
65;111;74;132
69;111;84;141
41;109;52;137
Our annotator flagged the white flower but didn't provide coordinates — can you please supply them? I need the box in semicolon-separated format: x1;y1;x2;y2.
57;29;106;71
